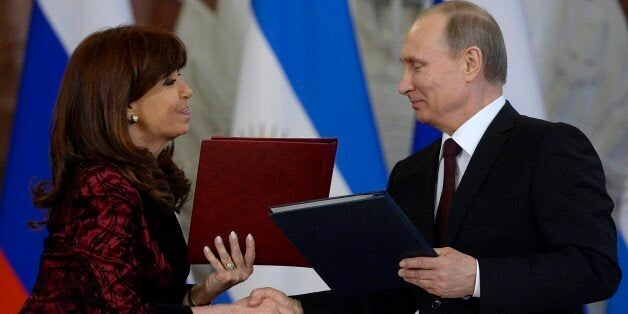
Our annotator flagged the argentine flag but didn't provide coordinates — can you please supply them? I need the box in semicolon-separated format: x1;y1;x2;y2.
226;0;388;300
0;1;132;311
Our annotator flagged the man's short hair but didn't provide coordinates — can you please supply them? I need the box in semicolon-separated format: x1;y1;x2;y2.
421;1;507;84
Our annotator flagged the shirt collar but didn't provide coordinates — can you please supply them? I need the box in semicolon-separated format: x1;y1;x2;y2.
440;95;506;158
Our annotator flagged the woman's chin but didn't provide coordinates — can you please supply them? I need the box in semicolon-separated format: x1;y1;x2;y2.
174;126;190;139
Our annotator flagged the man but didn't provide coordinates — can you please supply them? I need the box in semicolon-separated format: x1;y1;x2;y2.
248;1;621;312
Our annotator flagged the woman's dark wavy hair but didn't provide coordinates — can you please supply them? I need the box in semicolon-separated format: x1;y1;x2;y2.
32;25;191;219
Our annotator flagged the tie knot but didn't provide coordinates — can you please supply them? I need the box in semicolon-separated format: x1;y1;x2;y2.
443;138;461;158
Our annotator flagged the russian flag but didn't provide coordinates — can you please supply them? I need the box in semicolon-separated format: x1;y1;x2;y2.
0;1;132;311
224;0;388;300
412;0;545;152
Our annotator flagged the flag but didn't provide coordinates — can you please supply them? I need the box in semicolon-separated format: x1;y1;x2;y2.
608;184;628;312
225;0;388;300
0;1;132;311
412;0;545;153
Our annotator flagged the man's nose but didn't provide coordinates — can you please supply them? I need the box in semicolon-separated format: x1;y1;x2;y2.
397;71;413;95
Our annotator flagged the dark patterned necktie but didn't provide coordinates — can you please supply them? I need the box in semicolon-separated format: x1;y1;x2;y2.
435;138;461;246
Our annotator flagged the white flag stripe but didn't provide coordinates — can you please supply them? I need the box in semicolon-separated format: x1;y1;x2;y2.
38;0;133;54
231;17;319;138
231;7;351;196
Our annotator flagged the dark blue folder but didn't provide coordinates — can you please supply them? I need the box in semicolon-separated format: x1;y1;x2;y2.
269;191;436;294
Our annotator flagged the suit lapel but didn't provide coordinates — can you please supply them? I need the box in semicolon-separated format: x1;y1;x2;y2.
395;140;440;245
416;142;440;245
141;194;190;292
403;140;441;244
442;102;518;245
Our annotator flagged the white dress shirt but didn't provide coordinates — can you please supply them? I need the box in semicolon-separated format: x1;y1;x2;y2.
434;95;506;298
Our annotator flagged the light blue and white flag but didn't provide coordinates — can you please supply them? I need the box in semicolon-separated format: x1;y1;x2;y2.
228;0;388;299
0;1;132;310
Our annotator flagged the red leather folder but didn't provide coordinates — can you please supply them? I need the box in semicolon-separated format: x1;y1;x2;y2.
187;137;337;267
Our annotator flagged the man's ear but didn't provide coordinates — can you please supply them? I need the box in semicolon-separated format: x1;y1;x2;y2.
461;46;482;82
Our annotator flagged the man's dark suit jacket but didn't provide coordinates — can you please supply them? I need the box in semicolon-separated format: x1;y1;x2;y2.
294;103;621;313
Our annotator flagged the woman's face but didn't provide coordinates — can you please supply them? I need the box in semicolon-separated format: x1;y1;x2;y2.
127;71;193;155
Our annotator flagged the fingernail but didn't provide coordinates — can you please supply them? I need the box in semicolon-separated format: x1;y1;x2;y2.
203;246;210;253
230;231;237;240
247;234;253;241
216;236;222;244
399;260;405;267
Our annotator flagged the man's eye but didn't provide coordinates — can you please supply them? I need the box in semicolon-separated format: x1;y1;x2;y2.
163;78;176;86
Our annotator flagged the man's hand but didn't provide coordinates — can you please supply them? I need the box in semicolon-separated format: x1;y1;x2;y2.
191;297;296;314
248;287;303;314
398;247;476;298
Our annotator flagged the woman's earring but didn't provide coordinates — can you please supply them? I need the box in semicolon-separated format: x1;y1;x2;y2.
128;114;139;124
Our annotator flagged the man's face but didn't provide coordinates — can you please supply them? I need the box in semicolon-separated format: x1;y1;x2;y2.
398;13;469;134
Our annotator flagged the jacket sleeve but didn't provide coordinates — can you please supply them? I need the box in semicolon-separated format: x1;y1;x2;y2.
294;287;420;314
479;123;621;312
73;168;191;313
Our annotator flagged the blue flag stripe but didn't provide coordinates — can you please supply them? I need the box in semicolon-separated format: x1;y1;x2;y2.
251;0;387;192
608;234;628;312
411;122;441;152
0;1;68;290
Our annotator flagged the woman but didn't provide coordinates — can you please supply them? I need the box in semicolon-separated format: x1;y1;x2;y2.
20;25;276;313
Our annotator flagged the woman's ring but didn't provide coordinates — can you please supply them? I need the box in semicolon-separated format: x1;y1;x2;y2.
224;261;236;271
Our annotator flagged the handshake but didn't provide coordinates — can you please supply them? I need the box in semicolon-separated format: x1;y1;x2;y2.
193;288;302;314
189;233;302;313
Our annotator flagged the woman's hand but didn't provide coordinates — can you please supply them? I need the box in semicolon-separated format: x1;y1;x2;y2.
199;231;255;302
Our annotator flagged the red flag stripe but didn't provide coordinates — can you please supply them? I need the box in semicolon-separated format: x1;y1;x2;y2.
0;248;28;312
